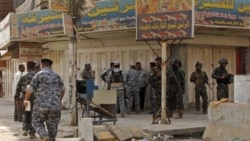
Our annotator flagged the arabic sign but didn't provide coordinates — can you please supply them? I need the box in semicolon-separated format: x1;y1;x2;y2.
136;0;194;41
195;0;250;28
19;43;42;61
10;10;65;40
63;13;74;36
76;0;135;33
0;13;11;49
15;0;41;14
49;0;70;12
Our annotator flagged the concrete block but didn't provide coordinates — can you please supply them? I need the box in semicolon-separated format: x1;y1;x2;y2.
108;125;133;141
203;123;249;141
127;127;143;139
94;131;116;141
204;103;250;140
57;138;86;141
234;75;250;103
93;125;109;133
78;117;93;141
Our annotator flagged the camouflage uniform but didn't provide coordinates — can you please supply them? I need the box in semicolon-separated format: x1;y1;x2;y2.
167;59;185;118
124;67;140;113
190;62;208;113
28;67;65;141
148;68;156;114
14;71;36;136
80;69;94;79
101;68;113;90
212;58;233;101
150;66;161;113
107;66;126;117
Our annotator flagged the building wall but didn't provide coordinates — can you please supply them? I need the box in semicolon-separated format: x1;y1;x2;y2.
44;35;241;108
0;1;13;20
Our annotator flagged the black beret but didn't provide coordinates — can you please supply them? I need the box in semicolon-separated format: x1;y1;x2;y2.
41;59;53;65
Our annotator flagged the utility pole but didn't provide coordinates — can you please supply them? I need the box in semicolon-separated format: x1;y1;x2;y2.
68;0;78;126
161;41;167;123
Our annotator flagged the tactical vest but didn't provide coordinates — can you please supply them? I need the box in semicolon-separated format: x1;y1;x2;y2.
112;70;122;83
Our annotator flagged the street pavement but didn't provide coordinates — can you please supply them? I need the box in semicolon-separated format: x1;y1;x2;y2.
0;98;208;141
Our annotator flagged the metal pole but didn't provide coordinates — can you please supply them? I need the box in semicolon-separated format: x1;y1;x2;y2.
161;41;167;123
69;36;78;126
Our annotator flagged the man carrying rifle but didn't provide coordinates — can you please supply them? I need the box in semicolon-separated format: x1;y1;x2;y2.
190;61;209;114
212;58;233;101
167;58;185;119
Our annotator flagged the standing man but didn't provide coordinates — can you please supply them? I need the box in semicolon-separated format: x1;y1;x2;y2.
151;57;162;114
190;61;208;114
13;64;25;122
80;63;95;80
107;61;126;117
15;61;37;138
212;58;233;101
135;62;149;111
148;62;156;114
124;65;140;114
101;62;114;90
167;59;185;119
24;59;65;141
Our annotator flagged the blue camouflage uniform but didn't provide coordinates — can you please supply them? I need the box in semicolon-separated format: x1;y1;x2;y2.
124;67;140;113
28;67;65;141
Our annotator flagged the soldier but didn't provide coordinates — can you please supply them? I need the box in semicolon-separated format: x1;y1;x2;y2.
24;59;65;141
124;65;140;114
101;62;114;90
15;61;37;138
135;62;149;111
151;57;162;114
107;61;126;117
167;58;185;119
80;63;95;80
212;58;233;101
148;62;156;114
13;64;25;122
190;61;208;114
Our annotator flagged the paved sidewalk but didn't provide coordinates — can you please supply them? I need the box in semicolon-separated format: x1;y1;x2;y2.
0;98;208;140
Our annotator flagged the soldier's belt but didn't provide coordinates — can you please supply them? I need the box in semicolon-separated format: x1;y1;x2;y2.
111;83;123;87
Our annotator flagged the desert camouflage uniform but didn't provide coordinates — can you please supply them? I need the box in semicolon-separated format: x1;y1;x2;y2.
124;68;140;113
15;71;36;136
190;70;208;113
80;69;94;79
28;67;65;141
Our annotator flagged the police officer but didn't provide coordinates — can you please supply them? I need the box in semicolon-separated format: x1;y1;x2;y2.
212;58;233;101
190;61;208;114
151;57;162;114
107;61;126;117
167;58;185;119
24;59;65;141
124;65;140;114
80;63;95;80
15;61;37;138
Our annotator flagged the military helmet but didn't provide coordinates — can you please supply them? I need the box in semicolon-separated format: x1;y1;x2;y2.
85;63;91;67
195;61;202;67
170;58;181;66
155;57;162;61
219;58;228;64
114;61;120;66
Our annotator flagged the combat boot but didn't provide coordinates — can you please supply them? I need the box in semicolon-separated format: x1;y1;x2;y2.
174;110;183;119
40;136;49;141
22;130;28;136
